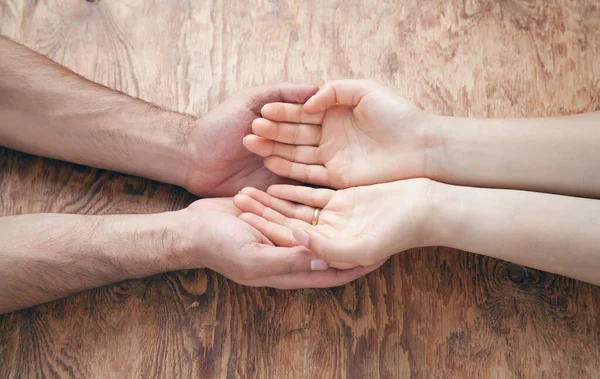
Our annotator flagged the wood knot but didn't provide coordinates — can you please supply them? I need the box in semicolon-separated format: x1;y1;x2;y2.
505;263;527;283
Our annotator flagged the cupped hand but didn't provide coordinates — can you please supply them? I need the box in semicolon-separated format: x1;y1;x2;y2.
184;83;318;197
243;79;438;189
180;197;382;288
232;178;434;269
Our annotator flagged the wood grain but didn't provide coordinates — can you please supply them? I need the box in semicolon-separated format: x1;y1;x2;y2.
1;0;600;377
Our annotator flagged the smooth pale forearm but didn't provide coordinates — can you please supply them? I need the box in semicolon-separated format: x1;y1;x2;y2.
0;36;193;188
429;112;600;197
0;211;193;314
427;182;600;285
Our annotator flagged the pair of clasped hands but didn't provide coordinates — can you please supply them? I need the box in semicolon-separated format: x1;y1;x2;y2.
232;80;432;271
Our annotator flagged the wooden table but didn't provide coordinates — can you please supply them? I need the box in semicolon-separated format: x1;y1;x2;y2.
1;1;599;377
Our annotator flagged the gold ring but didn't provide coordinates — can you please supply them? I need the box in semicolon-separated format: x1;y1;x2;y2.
311;208;321;226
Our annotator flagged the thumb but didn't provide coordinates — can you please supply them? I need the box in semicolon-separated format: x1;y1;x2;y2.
293;228;364;265
244;83;319;112
302;79;381;114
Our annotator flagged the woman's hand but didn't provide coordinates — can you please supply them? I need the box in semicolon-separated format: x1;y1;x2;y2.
233;178;435;269
242;80;440;189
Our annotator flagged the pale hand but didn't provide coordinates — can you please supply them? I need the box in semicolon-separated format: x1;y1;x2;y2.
180;197;382;288
184;83;318;197
232;178;433;269
242;80;436;189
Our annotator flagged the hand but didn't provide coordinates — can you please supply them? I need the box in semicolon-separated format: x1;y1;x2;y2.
179;197;383;288
232;178;434;269
184;83;318;197
243;80;438;189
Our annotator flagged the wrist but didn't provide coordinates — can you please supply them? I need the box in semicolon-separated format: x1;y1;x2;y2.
165;207;215;271
381;178;439;251
426;115;495;186
411;178;441;248
155;208;204;272
94;210;197;278
422;115;450;181
121;108;196;188
424;180;467;249
162;111;197;189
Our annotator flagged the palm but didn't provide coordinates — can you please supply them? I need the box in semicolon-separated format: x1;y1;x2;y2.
183;84;318;197
185;197;381;288
186;101;281;197
187;197;267;249
185;198;271;279
314;184;418;259
313;188;366;238
233;179;430;269
244;80;431;189
320;91;428;187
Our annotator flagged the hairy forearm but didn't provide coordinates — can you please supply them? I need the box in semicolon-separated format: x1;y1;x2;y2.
429;182;600;285
0;36;194;187
429;112;600;197
0;211;191;314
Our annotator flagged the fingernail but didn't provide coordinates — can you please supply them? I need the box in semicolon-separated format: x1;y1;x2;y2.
310;259;329;271
293;229;310;246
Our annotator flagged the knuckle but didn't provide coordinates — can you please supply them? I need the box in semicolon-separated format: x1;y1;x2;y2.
290;201;301;211
312;124;321;139
292;124;301;143
261;206;270;219
310;189;319;204
290;146;298;161
303;164;311;180
314;147;323;162
274;122;283;140
287;230;297;245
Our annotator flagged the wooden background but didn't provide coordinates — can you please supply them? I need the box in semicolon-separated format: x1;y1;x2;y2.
1;0;600;377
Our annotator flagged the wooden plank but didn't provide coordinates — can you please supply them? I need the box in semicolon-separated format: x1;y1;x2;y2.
1;0;599;377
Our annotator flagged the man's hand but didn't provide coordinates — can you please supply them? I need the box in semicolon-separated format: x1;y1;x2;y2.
184;84;318;196
0;197;380;313
179;197;381;288
242;80;438;189
0;37;319;197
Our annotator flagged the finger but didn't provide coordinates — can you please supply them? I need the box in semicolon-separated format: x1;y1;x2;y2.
251;118;322;146
238;212;297;247
225;172;298;195
245;84;319;113
251;261;385;289
266;184;334;208
277;83;320;104
261;103;325;124
234;194;308;230
264;157;331;187
303;80;381;114
239;187;316;224
234;194;287;225
330;261;358;270
244;244;329;277
293;228;373;265
243;135;321;164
